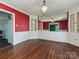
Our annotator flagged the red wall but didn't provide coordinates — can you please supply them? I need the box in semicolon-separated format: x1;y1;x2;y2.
55;20;68;30
0;3;29;32
43;22;51;30
43;20;68;31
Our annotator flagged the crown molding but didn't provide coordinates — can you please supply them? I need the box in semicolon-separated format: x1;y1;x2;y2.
0;1;30;15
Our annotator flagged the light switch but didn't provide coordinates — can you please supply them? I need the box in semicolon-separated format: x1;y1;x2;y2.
16;24;19;27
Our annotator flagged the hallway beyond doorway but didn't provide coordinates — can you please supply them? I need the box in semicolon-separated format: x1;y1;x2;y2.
0;10;14;48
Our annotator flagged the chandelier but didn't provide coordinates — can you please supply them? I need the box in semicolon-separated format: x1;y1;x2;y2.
41;0;48;13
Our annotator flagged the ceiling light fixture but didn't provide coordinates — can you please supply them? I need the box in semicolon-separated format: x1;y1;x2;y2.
41;0;48;13
51;18;54;22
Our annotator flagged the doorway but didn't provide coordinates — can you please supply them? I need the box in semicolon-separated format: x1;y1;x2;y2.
0;10;14;48
49;23;59;31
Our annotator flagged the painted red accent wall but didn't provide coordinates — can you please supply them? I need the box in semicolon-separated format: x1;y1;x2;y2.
43;22;51;30
43;20;68;31
0;3;29;32
55;20;68;31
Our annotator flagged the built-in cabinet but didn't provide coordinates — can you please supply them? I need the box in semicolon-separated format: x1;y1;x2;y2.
69;12;79;33
30;16;38;31
68;6;79;47
76;12;79;33
69;14;75;32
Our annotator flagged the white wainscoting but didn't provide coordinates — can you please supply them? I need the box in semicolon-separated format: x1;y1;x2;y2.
14;31;79;47
68;32;79;47
14;31;38;45
38;31;68;43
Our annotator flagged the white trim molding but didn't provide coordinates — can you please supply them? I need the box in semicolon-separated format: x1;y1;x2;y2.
0;1;30;15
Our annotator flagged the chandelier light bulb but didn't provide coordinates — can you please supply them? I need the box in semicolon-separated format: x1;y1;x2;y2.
51;19;54;22
41;5;48;13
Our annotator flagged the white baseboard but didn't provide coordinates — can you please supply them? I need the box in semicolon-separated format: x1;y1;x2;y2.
14;31;38;45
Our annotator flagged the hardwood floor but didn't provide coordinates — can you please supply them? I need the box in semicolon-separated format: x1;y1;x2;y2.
0;39;79;59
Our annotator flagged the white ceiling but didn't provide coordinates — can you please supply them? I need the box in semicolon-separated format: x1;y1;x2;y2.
0;0;79;16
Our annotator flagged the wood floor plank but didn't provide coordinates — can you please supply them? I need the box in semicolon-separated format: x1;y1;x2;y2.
0;39;79;59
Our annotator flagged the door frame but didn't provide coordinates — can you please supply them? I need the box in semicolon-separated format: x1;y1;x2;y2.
49;23;59;31
0;9;15;44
